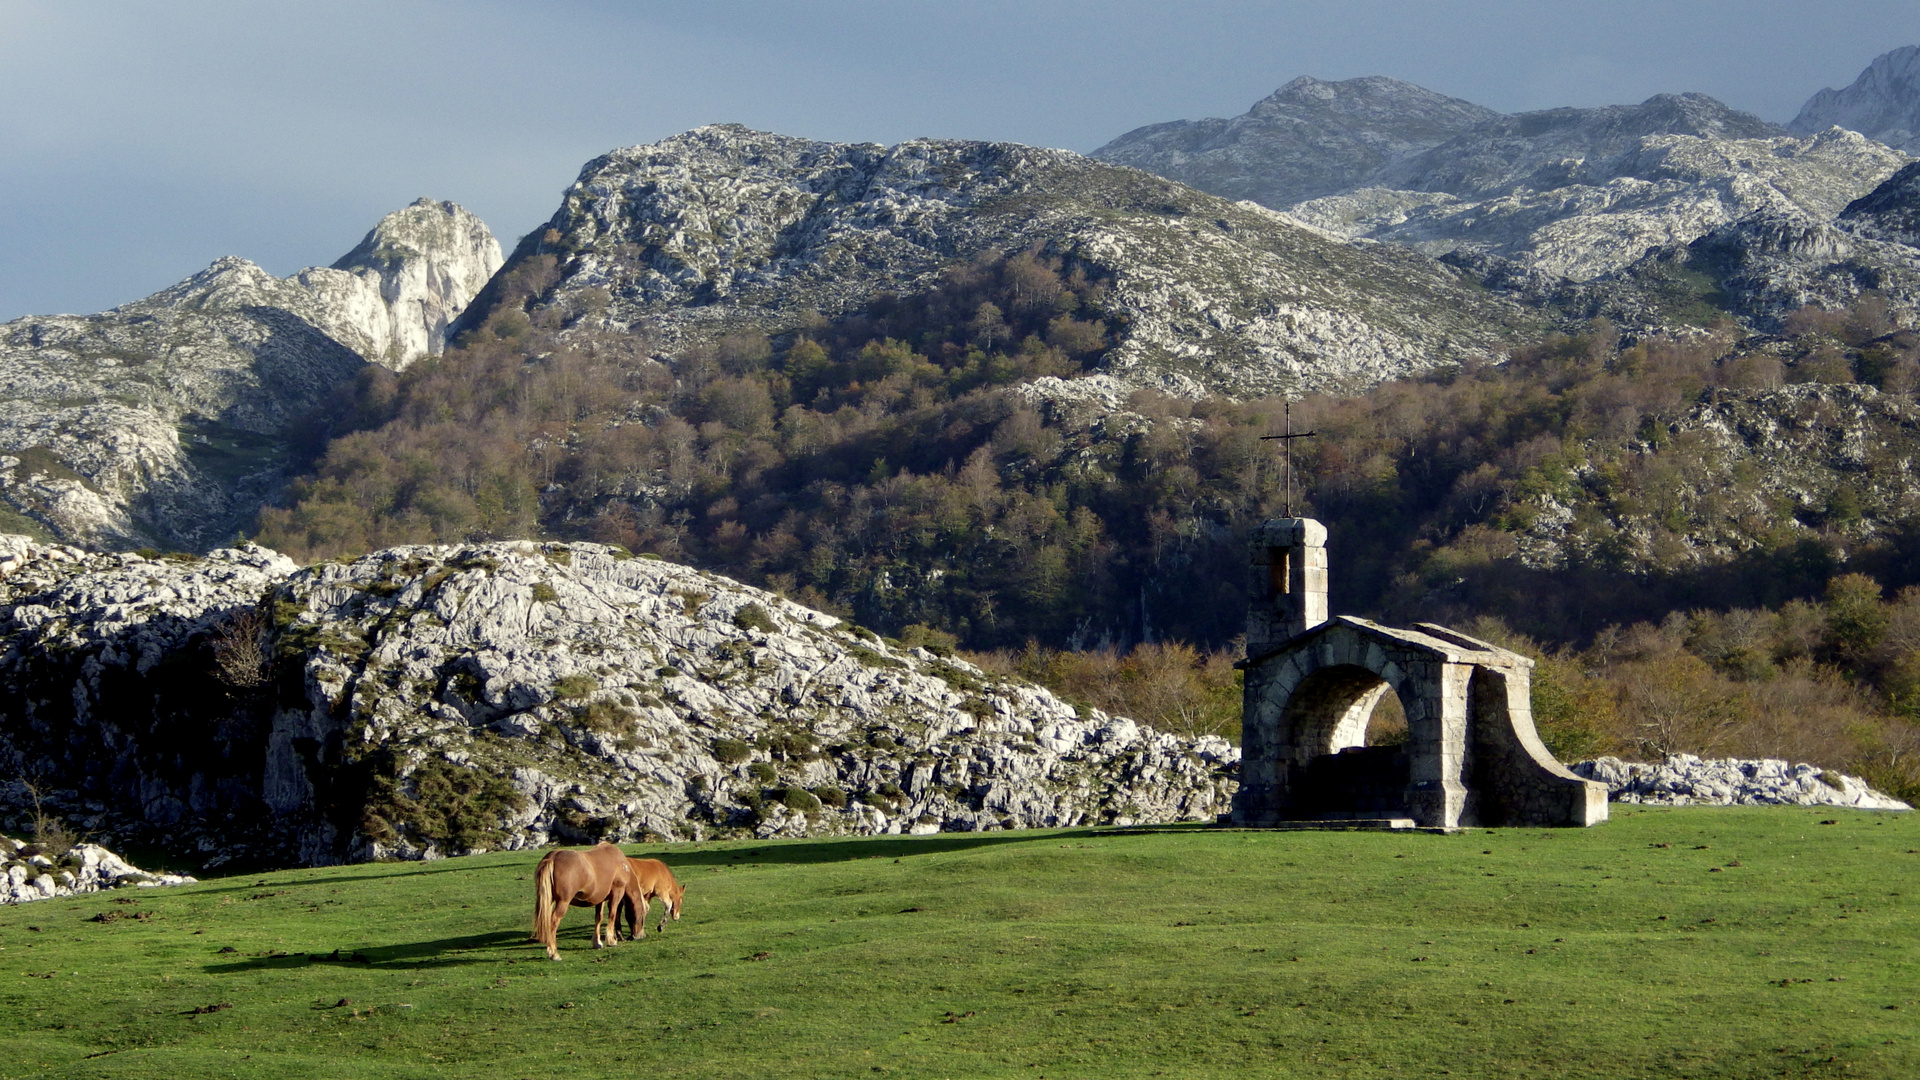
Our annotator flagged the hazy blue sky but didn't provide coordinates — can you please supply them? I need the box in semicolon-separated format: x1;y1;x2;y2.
1;0;1914;320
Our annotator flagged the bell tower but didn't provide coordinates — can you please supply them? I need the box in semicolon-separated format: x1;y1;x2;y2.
1246;517;1327;656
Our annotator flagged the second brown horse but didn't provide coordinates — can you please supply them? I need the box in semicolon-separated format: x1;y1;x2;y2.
616;857;686;939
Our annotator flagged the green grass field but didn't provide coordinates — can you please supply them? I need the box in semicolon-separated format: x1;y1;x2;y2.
1;807;1915;1079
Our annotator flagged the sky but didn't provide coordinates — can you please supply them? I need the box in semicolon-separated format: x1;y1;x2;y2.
1;0;1915;321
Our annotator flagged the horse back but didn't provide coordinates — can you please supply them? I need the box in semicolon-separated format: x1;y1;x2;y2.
627;857;677;896
551;843;630;905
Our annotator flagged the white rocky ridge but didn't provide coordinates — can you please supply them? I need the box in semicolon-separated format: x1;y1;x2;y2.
0;200;499;551
1791;46;1920;155
0;536;1236;868
479;124;1537;398
1288;104;1908;283
0;833;196;905
1099;79;1915;328
1573;755;1909;810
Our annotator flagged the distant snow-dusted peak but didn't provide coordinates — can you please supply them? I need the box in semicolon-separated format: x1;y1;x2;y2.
1791;45;1920;153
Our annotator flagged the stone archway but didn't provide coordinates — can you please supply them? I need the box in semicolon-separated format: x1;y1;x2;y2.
1232;517;1608;830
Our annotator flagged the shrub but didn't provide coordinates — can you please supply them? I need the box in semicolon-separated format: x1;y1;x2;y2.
360;757;527;852
765;729;820;761
733;603;778;633
900;623;959;656
552;673;597;700
712;738;752;764
577;699;637;734
812;785;847;808
530;582;559;603
849;645;905;670
779;786;822;813
748;761;778;784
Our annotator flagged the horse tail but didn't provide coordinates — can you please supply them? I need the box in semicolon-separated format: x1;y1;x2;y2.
534;855;557;952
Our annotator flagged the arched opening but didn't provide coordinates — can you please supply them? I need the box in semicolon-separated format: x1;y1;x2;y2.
1280;664;1412;819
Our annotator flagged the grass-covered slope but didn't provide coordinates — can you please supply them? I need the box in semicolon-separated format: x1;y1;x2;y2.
2;808;1914;1079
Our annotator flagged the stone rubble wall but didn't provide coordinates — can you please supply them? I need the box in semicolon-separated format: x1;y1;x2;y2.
1572;755;1910;810
0;833;195;905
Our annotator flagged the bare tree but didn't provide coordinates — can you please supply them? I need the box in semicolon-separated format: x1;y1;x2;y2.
211;605;272;689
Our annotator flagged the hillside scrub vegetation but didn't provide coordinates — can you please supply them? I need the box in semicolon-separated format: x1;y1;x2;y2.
254;269;1920;788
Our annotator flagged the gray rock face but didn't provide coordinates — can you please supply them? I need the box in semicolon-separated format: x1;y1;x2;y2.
1101;79;1909;308
0;536;1237;868
1376;93;1785;199
1292;110;1906;283
1091;76;1500;208
1707;218;1920;327
1838;160;1920;246
0;201;499;551
1572;755;1909;810
480;124;1536;397
1791;46;1920;154
0;833;195;905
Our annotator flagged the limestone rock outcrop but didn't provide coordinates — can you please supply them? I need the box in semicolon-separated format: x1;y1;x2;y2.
464;125;1536;397
1573;755;1909;810
0;201;498;551
1791;45;1920;155
0;834;196;905
302;199;503;367
0;536;1237;868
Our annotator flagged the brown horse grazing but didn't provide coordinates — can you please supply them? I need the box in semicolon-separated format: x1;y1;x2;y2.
615;857;686;939
532;843;637;961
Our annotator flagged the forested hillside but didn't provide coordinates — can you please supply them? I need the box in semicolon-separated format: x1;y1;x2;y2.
242;252;1920;799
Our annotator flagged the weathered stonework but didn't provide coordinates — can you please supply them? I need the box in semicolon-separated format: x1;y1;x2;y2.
1230;518;1606;830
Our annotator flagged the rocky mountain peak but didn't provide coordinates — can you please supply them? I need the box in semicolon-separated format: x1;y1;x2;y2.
1246;74;1499;124
307;198;502;368
472;124;1536;398
0;199;498;551
1091;74;1499;208
1790;45;1920;153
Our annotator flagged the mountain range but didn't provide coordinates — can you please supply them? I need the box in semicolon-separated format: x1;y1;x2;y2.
8;44;1920;860
2;48;1920;560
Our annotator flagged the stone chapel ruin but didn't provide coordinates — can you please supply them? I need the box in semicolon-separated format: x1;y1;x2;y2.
1228;518;1607;830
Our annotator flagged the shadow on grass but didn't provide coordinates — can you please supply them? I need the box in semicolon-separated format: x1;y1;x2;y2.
621;827;1116;870
191;825;1149;900
204;929;535;973
190;859;526;896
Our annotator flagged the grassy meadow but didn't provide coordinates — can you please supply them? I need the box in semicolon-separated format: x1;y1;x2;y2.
0;807;1915;1079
